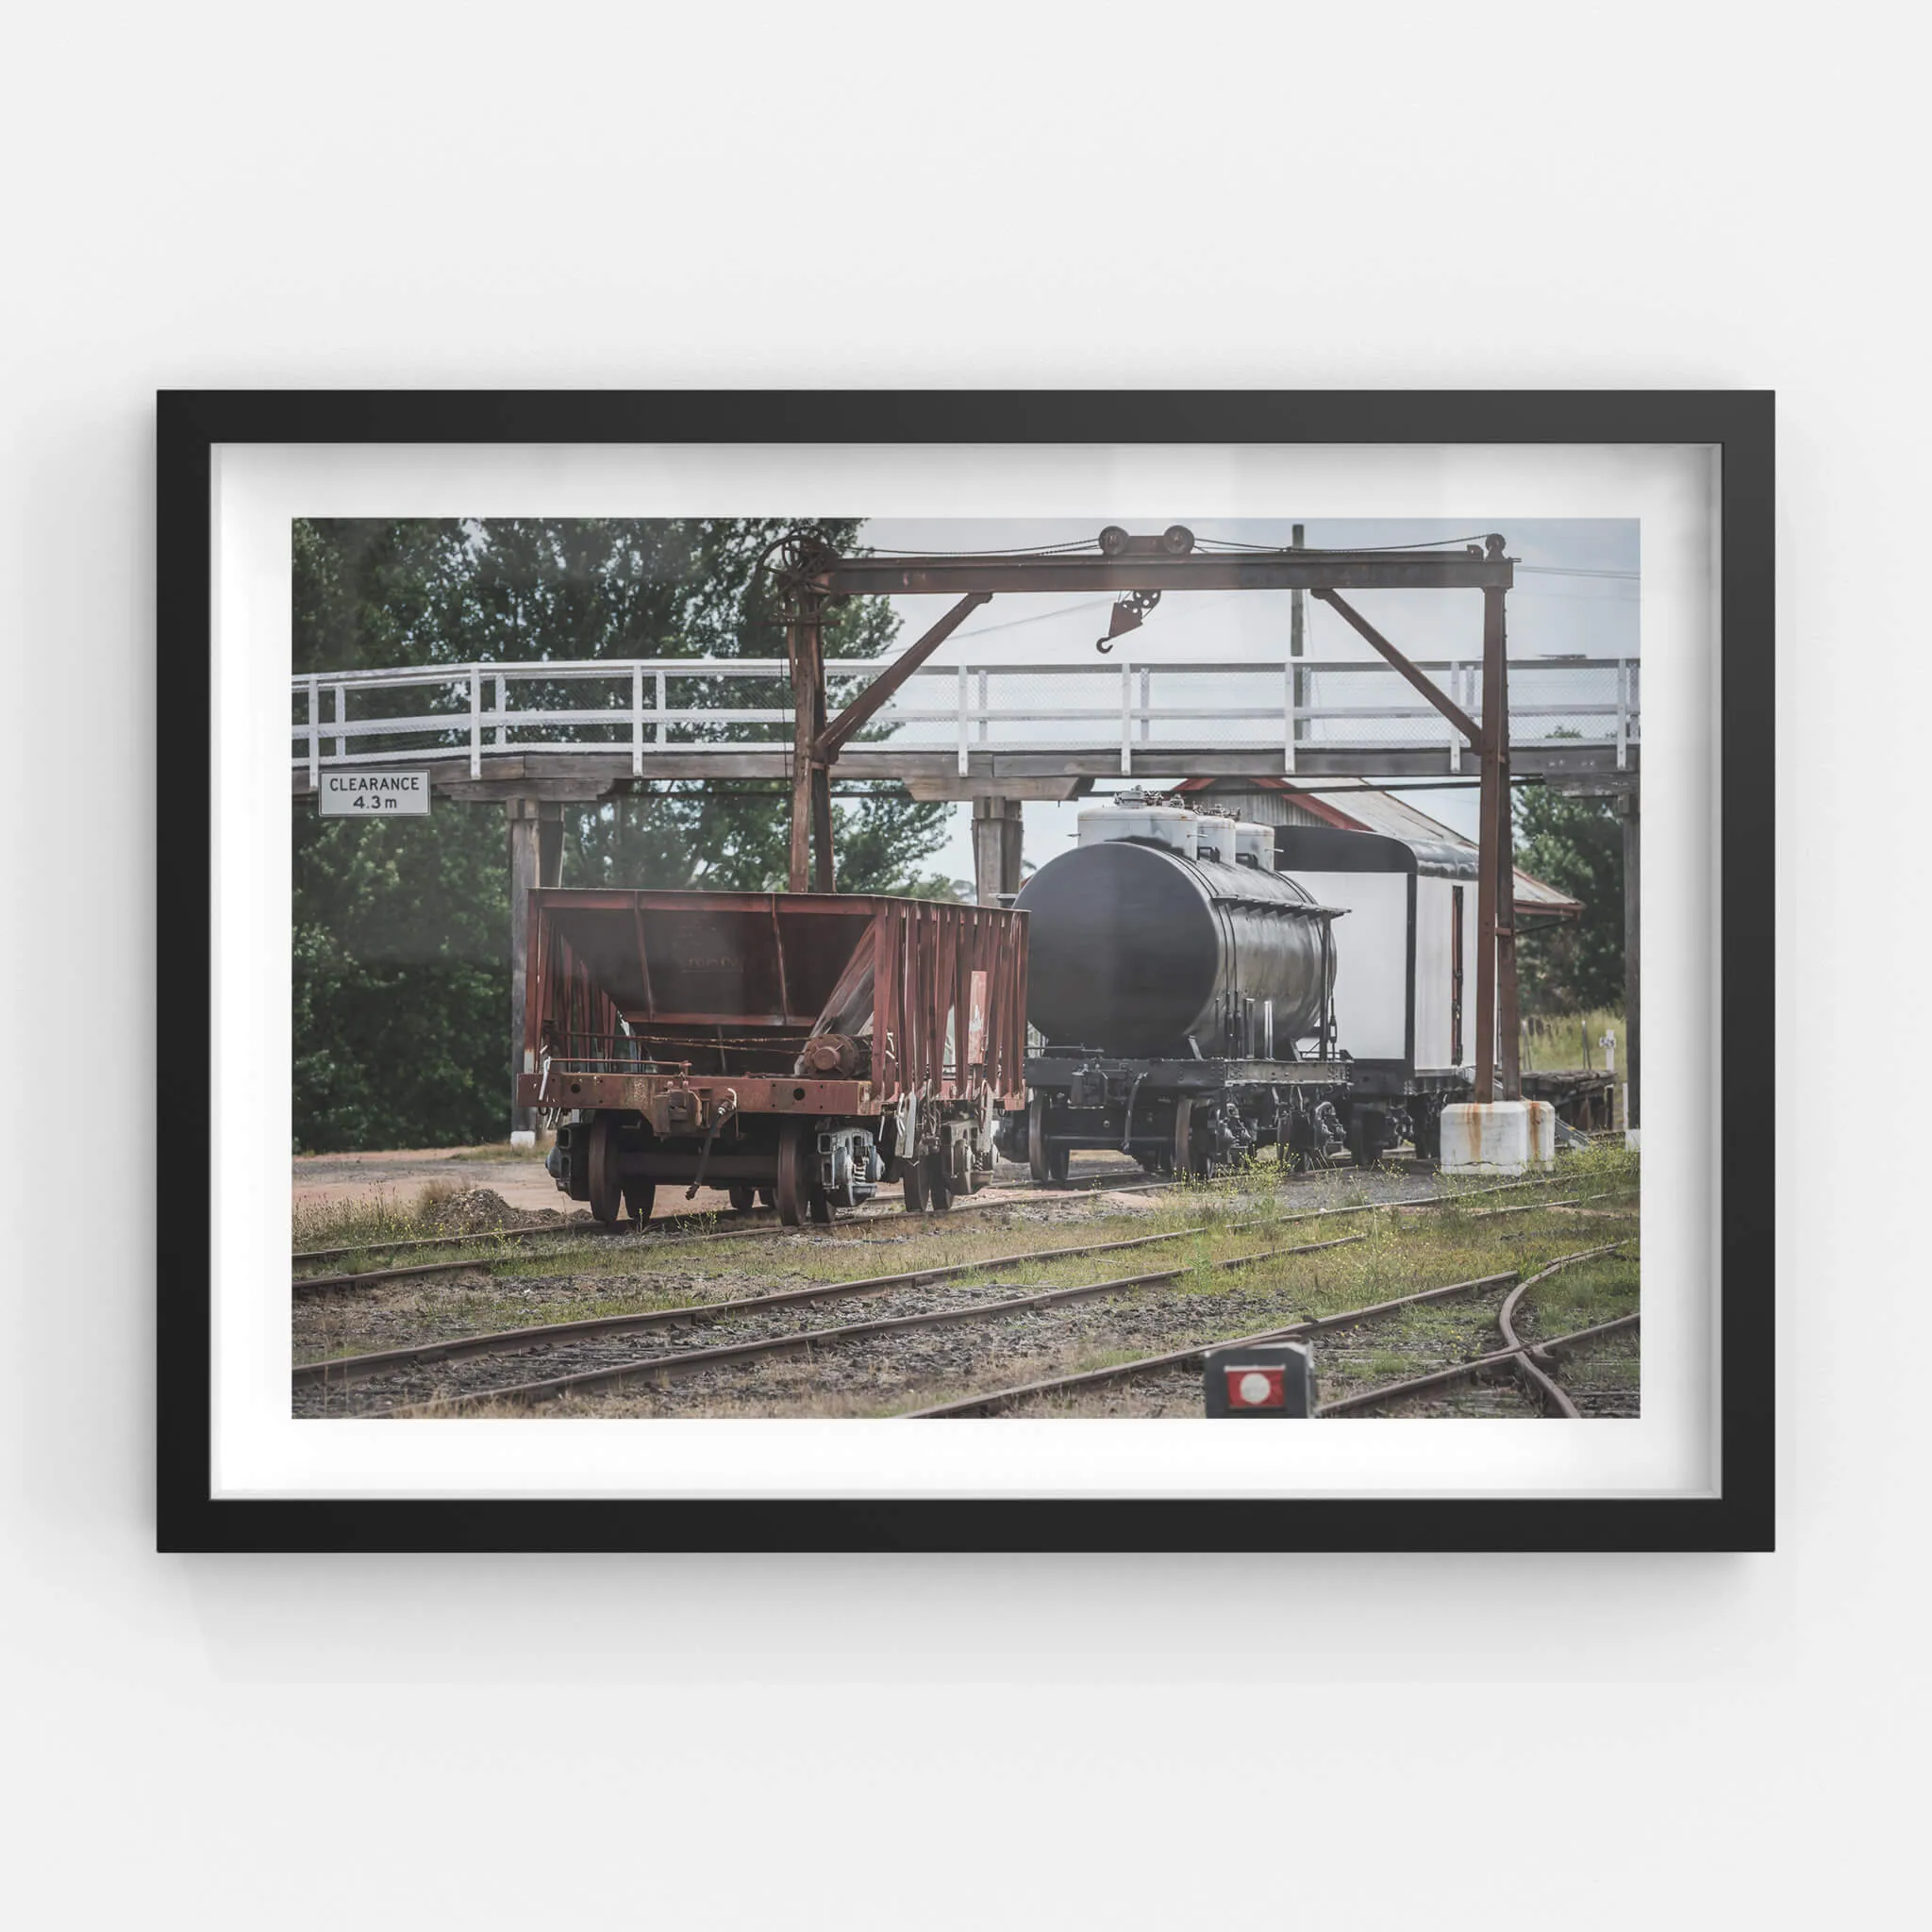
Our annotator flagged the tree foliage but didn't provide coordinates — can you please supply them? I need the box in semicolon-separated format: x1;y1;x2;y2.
292;519;954;1151
1512;786;1626;1014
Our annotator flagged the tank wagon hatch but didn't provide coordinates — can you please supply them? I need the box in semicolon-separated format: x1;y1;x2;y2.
519;890;1027;1225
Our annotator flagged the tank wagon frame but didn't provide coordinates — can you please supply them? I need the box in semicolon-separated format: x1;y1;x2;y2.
519;889;1026;1225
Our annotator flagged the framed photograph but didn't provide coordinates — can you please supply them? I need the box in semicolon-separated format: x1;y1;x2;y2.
158;390;1773;1552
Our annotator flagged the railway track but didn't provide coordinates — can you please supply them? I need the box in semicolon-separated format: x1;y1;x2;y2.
295;1175;1591;1380
290;1167;1152;1268
291;1187;1037;1295
293;1228;1367;1414
1317;1241;1637;1416
296;1213;1303;1389
298;1183;1626;1420
902;1236;1636;1419
291;1169;1580;1297
307;1230;1371;1417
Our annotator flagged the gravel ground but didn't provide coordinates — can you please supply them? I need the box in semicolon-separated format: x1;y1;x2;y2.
1352;1373;1545;1419
996;1281;1523;1419
292;1223;1321;1418
291;1160;1625;1421
292;1162;1440;1364
1544;1329;1642;1417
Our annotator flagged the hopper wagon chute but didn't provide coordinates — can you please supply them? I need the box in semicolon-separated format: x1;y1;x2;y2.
520;890;1028;1226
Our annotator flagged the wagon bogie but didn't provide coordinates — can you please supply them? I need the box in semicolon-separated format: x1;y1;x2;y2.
1009;1058;1353;1183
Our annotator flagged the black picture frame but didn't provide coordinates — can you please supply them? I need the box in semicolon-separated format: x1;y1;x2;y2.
158;389;1774;1554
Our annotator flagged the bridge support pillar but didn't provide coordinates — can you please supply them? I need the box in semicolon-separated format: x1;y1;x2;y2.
508;798;565;1142
972;795;1024;905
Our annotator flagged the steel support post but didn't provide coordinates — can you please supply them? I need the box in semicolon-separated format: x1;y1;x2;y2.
507;797;562;1139
809;760;834;892
1484;583;1522;1100
1473;715;1497;1104
1624;790;1641;1129
786;597;827;892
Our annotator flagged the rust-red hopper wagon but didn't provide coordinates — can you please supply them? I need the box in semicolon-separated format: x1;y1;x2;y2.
519;890;1028;1225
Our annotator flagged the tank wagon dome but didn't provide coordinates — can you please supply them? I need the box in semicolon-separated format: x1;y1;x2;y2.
1017;804;1340;1059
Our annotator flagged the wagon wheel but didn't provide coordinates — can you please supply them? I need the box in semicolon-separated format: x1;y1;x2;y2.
902;1160;930;1212
727;1184;756;1215
622;1179;656;1226
1173;1097;1211;1182
1027;1092;1068;1186
586;1114;625;1225
774;1119;811;1227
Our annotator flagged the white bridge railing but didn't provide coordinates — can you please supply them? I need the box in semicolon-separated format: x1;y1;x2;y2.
292;654;1640;783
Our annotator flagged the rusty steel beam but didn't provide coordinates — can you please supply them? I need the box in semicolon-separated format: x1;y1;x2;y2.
785;594;826;891
776;533;1513;900
817;551;1512;597
1309;590;1479;744
815;591;991;762
1486;584;1522;1099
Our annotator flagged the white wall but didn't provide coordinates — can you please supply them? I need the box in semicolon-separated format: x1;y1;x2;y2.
2;5;1921;1928
1293;870;1409;1058
1414;874;1464;1070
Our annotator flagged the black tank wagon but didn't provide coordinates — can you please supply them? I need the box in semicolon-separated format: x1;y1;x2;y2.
1003;799;1354;1179
521;889;1027;1225
1004;796;1614;1178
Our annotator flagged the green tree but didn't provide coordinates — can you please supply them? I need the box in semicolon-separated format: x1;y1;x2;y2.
1512;786;1626;1013
291;518;954;1151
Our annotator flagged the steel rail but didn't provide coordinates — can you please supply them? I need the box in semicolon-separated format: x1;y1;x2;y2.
1318;1241;1636;1416
1316;1311;1641;1416
1495;1241;1633;1418
900;1269;1524;1418
291;1168;1581;1296
293;1208;765;1265
293;1211;871;1290
297;1173;1589;1370
291;1185;1049;1293
291;1165;1160;1266
382;1233;1371;1415
297;1215;1301;1389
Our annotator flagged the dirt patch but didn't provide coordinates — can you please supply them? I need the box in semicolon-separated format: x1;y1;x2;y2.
293;1146;749;1223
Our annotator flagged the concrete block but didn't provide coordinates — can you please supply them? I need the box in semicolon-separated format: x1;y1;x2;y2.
1441;1101;1556;1174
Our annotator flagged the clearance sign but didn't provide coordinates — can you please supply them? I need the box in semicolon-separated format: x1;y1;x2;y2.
319;771;431;817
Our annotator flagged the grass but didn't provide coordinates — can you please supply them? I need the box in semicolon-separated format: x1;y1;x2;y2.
296;1148;1644;1410
291;1183;460;1254
1522;1007;1624;1074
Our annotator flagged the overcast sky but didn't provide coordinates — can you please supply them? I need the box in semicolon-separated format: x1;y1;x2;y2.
855;517;1640;886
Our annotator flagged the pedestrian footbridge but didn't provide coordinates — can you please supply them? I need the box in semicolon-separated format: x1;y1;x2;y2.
292;653;1640;801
